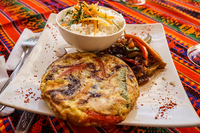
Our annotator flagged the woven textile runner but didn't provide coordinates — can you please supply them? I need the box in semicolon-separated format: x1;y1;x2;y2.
0;0;199;132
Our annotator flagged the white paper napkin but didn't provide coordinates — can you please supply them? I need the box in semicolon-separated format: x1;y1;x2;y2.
0;56;15;116
0;28;41;116
6;28;41;70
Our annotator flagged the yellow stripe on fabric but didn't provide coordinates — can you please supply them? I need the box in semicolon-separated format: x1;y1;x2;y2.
184;63;200;74
179;73;200;91
0;19;17;47
0;30;14;47
0;124;5;132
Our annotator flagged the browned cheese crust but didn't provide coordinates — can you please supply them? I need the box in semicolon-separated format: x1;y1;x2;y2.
40;52;139;126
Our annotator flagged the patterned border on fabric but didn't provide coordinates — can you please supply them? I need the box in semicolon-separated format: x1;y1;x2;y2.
0;0;47;32
49;116;72;133
117;0;200;42
0;117;14;133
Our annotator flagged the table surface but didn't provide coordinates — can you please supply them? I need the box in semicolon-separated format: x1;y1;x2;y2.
0;0;199;133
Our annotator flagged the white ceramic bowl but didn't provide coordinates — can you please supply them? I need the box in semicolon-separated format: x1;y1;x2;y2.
56;6;126;52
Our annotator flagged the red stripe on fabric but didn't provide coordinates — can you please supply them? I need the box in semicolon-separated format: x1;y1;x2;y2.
60;0;77;6
172;0;200;12
56;118;70;133
175;0;200;9
174;60;200;84
20;0;50;13
176;127;200;133
146;1;200;27
31;0;51;12
0;13;20;43
42;12;52;22
105;0;156;24
18;0;52;26
164;26;198;46
171;53;200;90
0;117;14;133
7;117;14;133
180;73;200;91
67;122;99;133
0;11;10;25
105;0;198;45
0;24;20;44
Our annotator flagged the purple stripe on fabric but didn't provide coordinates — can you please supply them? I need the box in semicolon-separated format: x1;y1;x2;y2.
147;0;200;29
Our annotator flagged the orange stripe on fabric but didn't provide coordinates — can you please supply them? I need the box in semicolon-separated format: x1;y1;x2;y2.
179;73;200;91
1;24;20;44
0;126;5;132
0;12;10;25
172;53;200;74
0;13;20;43
60;0;77;6
106;1;198;45
176;127;200;133
20;0;50;13
35;0;77;20
173;60;200;84
106;0;156;24
30;0;51;12
67;122;99;133
146;1;200;27
172;0;200;12
164;27;198;46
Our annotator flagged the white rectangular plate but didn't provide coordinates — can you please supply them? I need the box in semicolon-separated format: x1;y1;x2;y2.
0;13;199;127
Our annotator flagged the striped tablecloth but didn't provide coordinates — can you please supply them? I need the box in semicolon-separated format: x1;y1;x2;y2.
0;0;199;132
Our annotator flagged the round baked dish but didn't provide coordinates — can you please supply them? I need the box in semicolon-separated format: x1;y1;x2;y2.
40;52;139;126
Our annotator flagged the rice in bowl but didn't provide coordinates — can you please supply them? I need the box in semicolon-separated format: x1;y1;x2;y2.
59;2;125;36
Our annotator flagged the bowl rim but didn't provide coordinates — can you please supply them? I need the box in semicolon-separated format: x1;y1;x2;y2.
56;6;126;38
